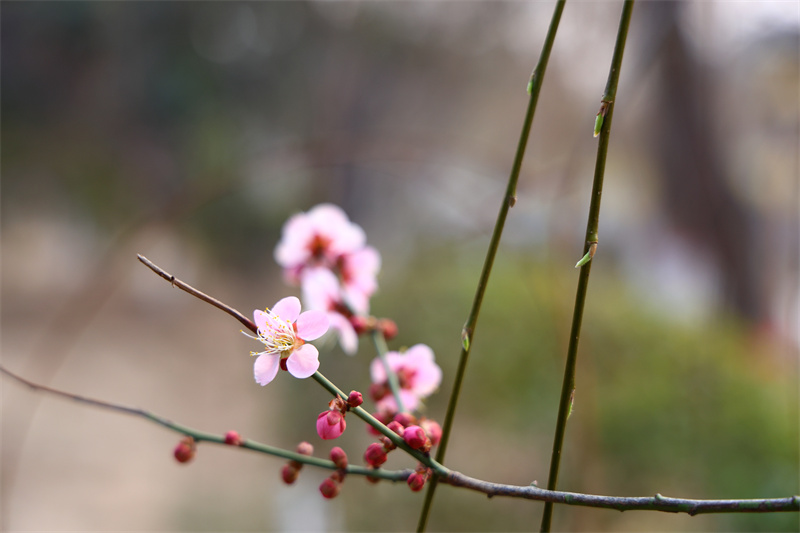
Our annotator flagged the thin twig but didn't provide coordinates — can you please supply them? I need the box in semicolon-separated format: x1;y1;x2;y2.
540;2;635;531
4;365;797;514
137;254;257;333
0;364;409;481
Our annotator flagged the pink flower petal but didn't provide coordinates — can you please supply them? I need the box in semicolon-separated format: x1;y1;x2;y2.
370;354;389;384
274;214;314;267
301;267;340;311
404;344;442;396
286;344;319;378
296;310;329;341
271;296;301;323
253;309;270;331
254;353;281;386
328;312;358;355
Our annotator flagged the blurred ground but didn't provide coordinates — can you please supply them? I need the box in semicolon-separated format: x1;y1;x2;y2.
2;2;798;532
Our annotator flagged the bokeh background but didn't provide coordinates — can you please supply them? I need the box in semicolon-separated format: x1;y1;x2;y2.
2;1;798;531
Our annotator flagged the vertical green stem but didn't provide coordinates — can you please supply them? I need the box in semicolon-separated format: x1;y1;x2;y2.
371;329;406;413
416;2;566;531
539;2;634;532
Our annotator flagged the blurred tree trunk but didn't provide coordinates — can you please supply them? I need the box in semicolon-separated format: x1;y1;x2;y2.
650;2;762;322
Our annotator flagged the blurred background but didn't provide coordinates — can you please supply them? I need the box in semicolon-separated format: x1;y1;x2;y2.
1;1;798;531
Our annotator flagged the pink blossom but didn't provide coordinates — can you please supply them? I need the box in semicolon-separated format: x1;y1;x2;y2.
316;410;346;440
274;204;366;283
338;246;381;312
245;296;329;386
301;267;359;354
370;344;442;412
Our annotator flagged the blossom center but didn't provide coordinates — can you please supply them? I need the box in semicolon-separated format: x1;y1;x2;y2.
256;312;300;356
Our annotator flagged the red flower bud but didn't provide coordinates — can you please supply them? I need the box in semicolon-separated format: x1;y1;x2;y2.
319;477;341;499
224;430;242;446
173;437;196;464
364;442;388;467
381;435;396;451
317;410;347;440
367;411;391;436
419;419;442;446
349;315;373;335
347;390;363;408
281;464;299;485
296;441;314;456
393;412;416;428
378;318;398;340
386;420;404;435
403;425;429;450
407;471;427;492
330;446;348;469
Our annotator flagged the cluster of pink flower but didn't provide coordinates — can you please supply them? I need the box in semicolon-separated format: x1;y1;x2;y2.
238;204;444;497
275;203;382;355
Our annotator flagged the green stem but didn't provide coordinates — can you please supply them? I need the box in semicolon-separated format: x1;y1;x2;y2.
539;2;634;531
371;329;406;413
416;2;567;531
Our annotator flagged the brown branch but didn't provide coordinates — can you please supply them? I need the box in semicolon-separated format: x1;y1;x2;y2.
136;254;257;333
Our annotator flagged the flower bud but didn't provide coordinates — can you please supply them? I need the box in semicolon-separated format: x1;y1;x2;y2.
281;464;299;485
319;477;341;499
364;442;388;468
173;437;196;464
380;435;396;451
330;446;348;469
347;390;363;408
349;315;373;335
403;425;430;450
224;430;242;446
316;411;346;440
386;420;404;436
366;475;381;484
419;419;442;446
378;318;398;340
393;412;415;428
407;471;427;492
367;411;391;436
369;383;388;402
296;441;314;456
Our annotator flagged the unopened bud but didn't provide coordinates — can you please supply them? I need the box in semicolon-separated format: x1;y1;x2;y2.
407;471;427;492
393;412;415;428
378;318;398;340
296;441;314;456
367;411;391;436
173;437;196;464
224;430;242;446
419;419;442;446
319;477;341;499
347;390;363;408
364;442;388;468
403;425;430;451
317;410;347;440
330;446;348;469
386;420;404;435
281;464;299;485
349;315;374;335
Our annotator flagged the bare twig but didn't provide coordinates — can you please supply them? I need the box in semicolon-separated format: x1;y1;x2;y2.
137;254;257;333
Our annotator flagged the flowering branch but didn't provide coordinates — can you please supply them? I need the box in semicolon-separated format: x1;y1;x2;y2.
540;2;635;531
136;254;441;472
418;1;567;530
3;364;797;515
